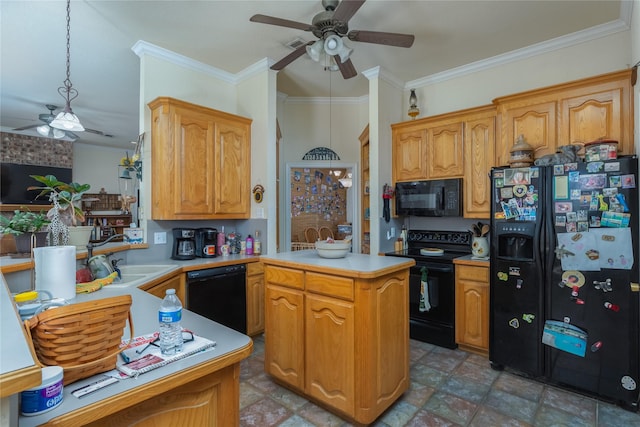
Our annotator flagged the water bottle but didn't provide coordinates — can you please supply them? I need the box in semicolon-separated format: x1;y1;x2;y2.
158;289;183;355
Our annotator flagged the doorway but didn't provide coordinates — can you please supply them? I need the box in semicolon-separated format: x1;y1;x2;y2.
284;161;358;252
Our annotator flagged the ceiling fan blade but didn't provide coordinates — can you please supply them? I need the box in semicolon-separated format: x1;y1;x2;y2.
13;124;39;131
84;128;114;137
271;41;315;71
250;14;313;31
335;56;357;79
348;30;415;47
333;0;366;23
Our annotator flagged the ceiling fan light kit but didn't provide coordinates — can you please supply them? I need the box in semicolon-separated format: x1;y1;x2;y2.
50;0;84;133
250;0;414;80
37;124;66;139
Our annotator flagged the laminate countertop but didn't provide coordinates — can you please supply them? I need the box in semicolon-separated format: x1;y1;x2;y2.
260;249;415;278
2;273;253;426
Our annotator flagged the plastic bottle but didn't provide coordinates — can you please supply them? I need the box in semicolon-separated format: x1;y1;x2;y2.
245;234;254;255
158;289;183;355
254;231;261;255
216;226;225;256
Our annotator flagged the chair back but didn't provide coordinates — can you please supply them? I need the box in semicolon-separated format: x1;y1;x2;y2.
304;227;320;243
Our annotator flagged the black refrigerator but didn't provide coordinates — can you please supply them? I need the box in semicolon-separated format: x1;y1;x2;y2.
490;155;639;411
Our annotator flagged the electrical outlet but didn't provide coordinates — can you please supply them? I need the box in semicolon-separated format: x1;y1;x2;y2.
390;227;396;238
154;232;167;244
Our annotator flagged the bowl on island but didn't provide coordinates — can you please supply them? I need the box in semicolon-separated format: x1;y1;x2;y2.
315;239;351;259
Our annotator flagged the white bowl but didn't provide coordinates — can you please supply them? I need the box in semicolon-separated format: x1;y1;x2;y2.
315;240;351;259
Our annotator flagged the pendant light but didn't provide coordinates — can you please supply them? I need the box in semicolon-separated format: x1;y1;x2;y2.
50;0;84;132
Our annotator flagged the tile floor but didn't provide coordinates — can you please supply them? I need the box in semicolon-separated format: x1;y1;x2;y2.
239;334;640;426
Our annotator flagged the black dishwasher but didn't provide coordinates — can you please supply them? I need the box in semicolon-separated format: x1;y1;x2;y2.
186;264;247;334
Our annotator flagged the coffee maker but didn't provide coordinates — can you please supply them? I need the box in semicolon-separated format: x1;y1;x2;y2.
171;228;196;260
196;228;217;258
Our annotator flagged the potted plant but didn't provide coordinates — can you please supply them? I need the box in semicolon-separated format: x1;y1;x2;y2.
0;209;51;254
28;175;92;247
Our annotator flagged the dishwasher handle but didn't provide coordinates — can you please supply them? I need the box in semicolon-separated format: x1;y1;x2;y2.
187;264;246;280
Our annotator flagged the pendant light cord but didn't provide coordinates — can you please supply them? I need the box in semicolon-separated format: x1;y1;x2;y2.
60;0;78;104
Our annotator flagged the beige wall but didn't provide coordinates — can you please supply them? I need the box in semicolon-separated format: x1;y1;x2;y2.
73;143;126;194
409;30;632;118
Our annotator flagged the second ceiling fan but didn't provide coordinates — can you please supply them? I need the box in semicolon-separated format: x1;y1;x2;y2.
250;0;415;79
13;104;113;142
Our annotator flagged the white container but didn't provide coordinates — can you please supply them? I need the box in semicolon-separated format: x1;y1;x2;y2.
315;240;351;259
124;227;144;244
21;366;64;416
33;245;76;301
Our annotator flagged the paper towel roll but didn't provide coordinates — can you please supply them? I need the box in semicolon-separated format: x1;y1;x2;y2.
34;246;76;301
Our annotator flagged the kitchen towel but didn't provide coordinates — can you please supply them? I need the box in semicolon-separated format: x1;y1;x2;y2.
34;246;76;301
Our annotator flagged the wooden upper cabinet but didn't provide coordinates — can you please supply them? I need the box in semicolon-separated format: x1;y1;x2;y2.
494;69;634;166
496;100;557;167
560;85;626;147
392;127;427;182
214;117;251;216
148;97;252;220
463;108;496;219
427;121;464;179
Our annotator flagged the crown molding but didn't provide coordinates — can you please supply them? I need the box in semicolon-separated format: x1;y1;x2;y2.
406;17;631;89
131;40;236;84
284;95;368;105
362;66;404;91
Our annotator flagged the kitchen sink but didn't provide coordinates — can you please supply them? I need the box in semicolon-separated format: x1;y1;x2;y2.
106;264;178;288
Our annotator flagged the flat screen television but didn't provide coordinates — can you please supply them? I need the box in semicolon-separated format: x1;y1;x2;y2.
1;163;73;205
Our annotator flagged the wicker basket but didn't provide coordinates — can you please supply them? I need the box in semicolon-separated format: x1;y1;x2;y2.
24;295;133;385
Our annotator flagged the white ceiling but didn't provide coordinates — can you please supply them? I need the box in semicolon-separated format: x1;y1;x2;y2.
0;0;629;149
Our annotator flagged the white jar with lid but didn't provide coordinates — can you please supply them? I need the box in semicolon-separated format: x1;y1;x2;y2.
20;366;64;416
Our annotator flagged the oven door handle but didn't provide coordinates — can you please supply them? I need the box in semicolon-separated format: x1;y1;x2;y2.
414;263;453;273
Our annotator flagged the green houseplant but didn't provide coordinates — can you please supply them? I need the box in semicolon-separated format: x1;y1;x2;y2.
0;209;50;236
28;175;91;246
0;209;51;253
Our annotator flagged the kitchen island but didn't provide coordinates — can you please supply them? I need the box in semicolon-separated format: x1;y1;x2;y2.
1;274;252;427
260;250;414;425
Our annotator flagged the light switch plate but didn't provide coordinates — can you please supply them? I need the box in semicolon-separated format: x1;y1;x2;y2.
154;232;167;244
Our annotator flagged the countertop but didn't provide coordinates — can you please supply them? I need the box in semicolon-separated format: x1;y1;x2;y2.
1;264;253;426
0;277;41;397
0;242;261;275
452;255;490;267
260;250;415;277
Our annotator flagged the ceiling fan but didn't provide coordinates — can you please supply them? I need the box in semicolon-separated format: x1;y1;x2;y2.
250;0;415;79
12;104;113;141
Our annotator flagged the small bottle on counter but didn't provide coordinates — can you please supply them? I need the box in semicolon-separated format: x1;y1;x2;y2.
245;235;254;255
158;289;183;355
254;231;261;255
217;226;225;256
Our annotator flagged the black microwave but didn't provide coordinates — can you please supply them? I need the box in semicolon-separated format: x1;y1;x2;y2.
395;179;462;217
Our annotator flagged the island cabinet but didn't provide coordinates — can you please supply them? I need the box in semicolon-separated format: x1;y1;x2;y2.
246;261;265;336
494;69;634;166
454;260;490;355
148;97;252;220
263;259;411;425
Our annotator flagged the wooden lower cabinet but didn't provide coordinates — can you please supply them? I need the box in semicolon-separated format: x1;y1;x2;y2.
82;364;239;427
265;282;305;390
246;262;265;336
455;263;490;355
142;273;185;303
264;264;409;425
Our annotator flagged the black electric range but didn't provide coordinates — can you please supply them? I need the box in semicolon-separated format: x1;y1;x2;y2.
386;230;472;348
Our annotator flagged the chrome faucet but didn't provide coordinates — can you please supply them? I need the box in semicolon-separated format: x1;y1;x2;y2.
86;234;129;259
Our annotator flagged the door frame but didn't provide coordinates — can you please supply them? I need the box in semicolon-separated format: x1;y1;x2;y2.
284;161;359;252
